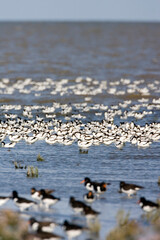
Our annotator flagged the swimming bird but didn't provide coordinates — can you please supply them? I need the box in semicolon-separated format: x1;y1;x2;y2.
119;181;144;197
39;189;60;208
62;220;88;240
12;190;37;211
29;217;58;233
138;197;159;212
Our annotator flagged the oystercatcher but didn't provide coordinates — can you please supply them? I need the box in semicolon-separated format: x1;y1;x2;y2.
33;226;64;239
39;189;60;208
29;217;58;233
69;196;88;213
62;220;88;239
94;181;110;194
119;181;144;197
82;205;100;219
31;187;54;200
83;191;96;203
138;197;159;212
12;190;37;211
0;196;10;206
80;177;94;191
80;177;110;194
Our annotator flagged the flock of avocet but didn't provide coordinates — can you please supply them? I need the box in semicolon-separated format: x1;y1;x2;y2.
0;115;160;150
0;106;160;150
0;78;160;151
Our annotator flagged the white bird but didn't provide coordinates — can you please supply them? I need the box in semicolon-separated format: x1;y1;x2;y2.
77;139;93;149
1;141;16;148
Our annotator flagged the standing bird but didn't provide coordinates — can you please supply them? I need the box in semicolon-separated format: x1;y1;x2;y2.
29;217;58;233
138;197;159;212
0;196;10;206
62;220;88;240
12;190;37;211
119;181;144;197
1;141;16;148
82;205;100;219
80;177;110;194
31;187;55;201
93;181;110;194
39;189;60;208
69;196;88;213
33;226;64;240
80;177;94;191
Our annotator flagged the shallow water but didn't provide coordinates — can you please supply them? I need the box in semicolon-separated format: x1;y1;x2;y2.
0;22;160;239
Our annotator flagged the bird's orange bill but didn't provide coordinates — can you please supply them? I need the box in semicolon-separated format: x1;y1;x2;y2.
88;191;93;197
80;180;85;184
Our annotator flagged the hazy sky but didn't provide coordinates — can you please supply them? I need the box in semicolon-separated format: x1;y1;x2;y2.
0;0;159;22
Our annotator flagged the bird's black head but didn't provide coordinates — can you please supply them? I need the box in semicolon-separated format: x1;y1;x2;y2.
12;190;18;199
140;197;146;203
63;220;69;226
39;189;46;196
29;217;36;225
120;181;125;187
70;196;75;202
85;177;91;183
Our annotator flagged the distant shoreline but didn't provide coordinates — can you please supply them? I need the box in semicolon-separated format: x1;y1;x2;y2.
0;20;160;24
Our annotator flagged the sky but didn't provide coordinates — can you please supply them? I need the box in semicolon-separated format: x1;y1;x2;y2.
0;0;160;22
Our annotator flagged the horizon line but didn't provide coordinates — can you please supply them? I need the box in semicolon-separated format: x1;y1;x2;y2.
0;19;160;23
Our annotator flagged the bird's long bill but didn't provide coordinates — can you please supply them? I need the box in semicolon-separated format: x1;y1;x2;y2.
88;191;92;197
80;180;85;184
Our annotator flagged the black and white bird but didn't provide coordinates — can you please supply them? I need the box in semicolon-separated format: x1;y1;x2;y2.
29;217;58;233
138;197;159;212
80;177;110;194
119;181;144;197
1;141;16;148
82;205;100;219
69;196;88;213
33;226;64;240
31;187;55;201
94;181;110;194
0;196;10;206
62;220;88;240
80;177;94;191
39;189;60;208
12;190;37;211
83;191;96;203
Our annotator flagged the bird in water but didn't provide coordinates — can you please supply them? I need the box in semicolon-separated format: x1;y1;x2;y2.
119;181;144;197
